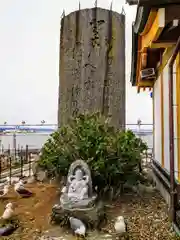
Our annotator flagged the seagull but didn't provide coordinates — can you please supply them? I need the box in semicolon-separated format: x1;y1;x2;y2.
0;185;10;198
61;186;67;193
6;176;19;185
14;180;33;198
114;216;128;239
69;217;86;238
0;203;14;221
0;224;18;236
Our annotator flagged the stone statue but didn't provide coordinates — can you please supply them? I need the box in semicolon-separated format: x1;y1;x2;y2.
67;168;89;200
57;160;95;208
51;160;106;229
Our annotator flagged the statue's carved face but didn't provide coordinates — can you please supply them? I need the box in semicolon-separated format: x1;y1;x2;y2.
75;169;83;181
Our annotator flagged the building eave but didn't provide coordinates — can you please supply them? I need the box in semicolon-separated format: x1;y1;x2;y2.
130;5;151;85
139;0;180;7
127;0;180;6
131;26;138;86
130;2;180;87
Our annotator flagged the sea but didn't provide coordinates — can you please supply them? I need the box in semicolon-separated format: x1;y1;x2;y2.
0;125;153;151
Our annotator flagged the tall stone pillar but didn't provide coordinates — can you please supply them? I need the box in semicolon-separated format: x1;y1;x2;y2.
58;7;125;129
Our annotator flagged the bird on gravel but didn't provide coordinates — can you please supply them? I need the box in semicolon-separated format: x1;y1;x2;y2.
0;185;10;198
0;224;18;236
61;186;67;193
0;203;14;221
14;180;33;198
69;217;86;238
114;216;129;239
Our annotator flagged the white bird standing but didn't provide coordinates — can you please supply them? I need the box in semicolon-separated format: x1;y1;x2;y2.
0;185;10;198
14;180;33;198
114;216;128;239
0;203;14;220
6;177;19;185
61;186;67;193
69;217;86;238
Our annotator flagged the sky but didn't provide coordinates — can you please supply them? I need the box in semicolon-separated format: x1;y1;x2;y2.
0;0;152;125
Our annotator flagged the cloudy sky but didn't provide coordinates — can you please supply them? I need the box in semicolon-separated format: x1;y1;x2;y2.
0;0;152;125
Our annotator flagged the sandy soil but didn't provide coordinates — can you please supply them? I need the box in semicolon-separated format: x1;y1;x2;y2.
0;182;179;240
0;182;58;239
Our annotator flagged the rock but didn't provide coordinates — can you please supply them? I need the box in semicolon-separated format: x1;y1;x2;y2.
51;201;106;229
35;169;48;182
34;203;44;209
27;176;36;184
40;227;67;240
31;162;39;176
49;178;57;185
31;155;45;179
137;183;156;194
39;237;62;240
32;162;39;177
34;154;40;162
35;229;41;234
31;158;48;182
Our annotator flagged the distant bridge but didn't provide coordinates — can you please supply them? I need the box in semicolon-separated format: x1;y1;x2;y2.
0;124;153;136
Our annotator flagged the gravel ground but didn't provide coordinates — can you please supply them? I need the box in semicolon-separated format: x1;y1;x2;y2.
105;191;179;240
40;190;180;240
0;182;179;240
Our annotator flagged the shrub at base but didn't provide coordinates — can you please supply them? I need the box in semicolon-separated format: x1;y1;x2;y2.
38;113;148;199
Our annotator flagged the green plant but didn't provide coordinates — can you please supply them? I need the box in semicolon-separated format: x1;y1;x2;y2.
39;112;148;198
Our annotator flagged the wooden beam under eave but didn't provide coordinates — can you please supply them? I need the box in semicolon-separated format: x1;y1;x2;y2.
150;42;176;49
141;8;165;50
126;0;138;5
136;36;142;86
157;46;175;78
136;8;166;86
138;80;154;87
140;10;157;36
136;85;153;93
135;79;154;90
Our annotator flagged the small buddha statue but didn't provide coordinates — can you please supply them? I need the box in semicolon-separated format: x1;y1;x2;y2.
67;168;89;200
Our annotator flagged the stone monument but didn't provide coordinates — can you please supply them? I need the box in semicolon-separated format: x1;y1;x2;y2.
58;7;126;129
51;160;106;229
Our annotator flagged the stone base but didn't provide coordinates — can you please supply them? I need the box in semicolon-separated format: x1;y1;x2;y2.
51;201;106;229
60;193;97;209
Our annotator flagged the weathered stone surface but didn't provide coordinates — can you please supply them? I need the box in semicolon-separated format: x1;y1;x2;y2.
32;162;39;176
59;159;97;209
36;170;48;182
58;8;125;129
51;161;106;231
27;176;36;184
39;237;61;240
60;193;97;209
51;201;106;229
39;237;62;240
66;159;93;197
32;160;48;182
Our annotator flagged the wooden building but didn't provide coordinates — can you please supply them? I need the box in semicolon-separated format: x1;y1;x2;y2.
127;0;180;228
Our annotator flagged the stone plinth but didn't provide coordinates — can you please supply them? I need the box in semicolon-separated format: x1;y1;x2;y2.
51;201;106;229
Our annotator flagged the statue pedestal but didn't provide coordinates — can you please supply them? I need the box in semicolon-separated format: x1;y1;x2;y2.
60;193;97;209
50;160;107;230
51;200;106;229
